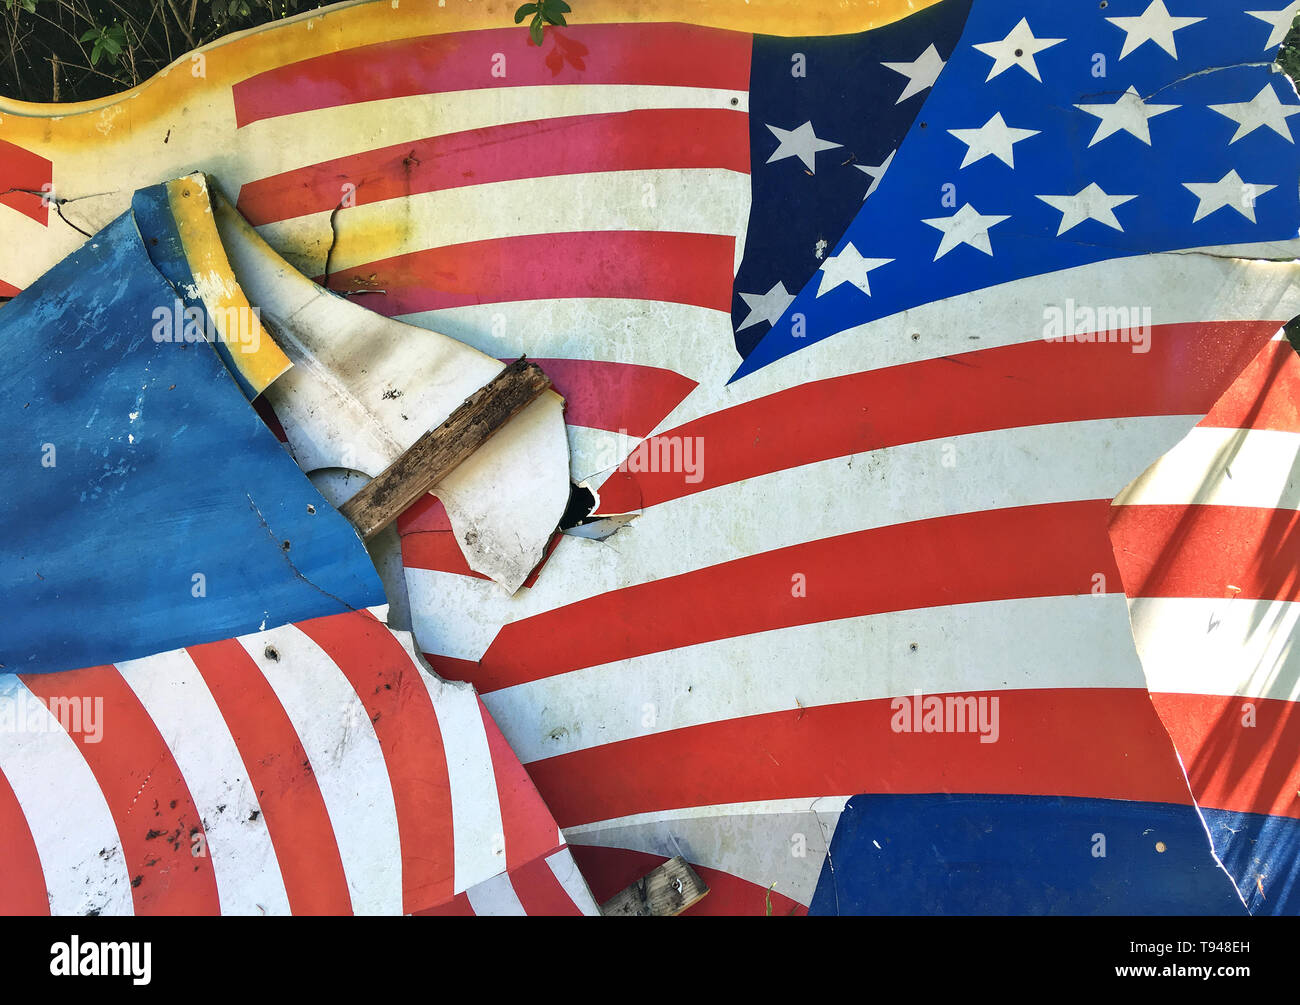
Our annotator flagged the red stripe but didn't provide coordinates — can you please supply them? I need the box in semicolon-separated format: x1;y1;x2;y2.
232;23;752;127
399;493;455;535
0;138;51;226
1151;692;1300;820
0;767;48;915
478;698;564;871
530;688;1195;829
1109;504;1300;602
402;529;485;579
506;854;585;916
596;321;1278;514
188;638;352;915
526;358;697;437
0;278;22;298
423;652;485;684
1200;339;1300;433
19;668;220;915
295;611;457;913
465;500;1120;693
237;107;750;225
322;231;735;316
414;891;476;916
569;845;806;916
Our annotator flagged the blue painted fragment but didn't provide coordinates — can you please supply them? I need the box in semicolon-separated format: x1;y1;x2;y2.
810;793;1247;915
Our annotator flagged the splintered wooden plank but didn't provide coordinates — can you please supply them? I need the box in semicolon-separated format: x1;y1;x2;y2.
339;357;552;541
600;856;710;916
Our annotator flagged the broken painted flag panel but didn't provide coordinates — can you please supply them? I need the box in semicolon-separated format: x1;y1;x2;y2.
809;794;1245;915
0;186;384;676
1110;331;1300;915
0;610;599;916
3;0;1300;915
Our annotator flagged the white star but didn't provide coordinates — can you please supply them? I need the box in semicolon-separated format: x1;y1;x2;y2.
881;43;946;104
815;243;893;297
972;18;1065;82
855;149;895;200
1075;85;1178;146
1247;2;1300;49
1036;183;1138;235
737;281;797;330
1209;84;1300;143
921;203;1010;260
948;112;1040;168
765;121;843;173
1106;0;1204;59
1183;169;1277;222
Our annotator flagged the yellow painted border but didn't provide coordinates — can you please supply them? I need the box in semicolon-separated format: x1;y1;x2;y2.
0;0;942;132
165;174;292;395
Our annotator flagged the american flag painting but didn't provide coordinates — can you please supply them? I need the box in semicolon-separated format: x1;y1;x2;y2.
2;0;1300;915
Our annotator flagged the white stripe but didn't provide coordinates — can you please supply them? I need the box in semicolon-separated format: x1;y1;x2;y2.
1132;597;1300;702
563;797;852;837
544;848;601;916
236;85;749;180
486;594;1146;762
396;298;738;389
116;647;292;916
420;676;508;892
407;571;511;663
565;798;848;908
255;167;751;274
409;414;1199;659
567;426;642;483
1114;426;1300;509
236;625;402;915
0;677;132;916
464;870;527;916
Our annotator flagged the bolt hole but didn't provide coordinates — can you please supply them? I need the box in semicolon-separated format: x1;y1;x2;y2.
281;540;291;551
1014;48;1023;57
306;504;316;515
909;643;918;652
264;646;279;662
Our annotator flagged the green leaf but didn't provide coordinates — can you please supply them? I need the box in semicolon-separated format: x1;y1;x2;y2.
513;3;538;23
102;36;122;55
21;0;36;13
549;0;571;12
542;10;566;25
90;43;102;66
529;13;543;45
80;28;99;42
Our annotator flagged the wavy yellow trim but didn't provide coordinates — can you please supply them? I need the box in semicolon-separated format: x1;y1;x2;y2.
0;0;940;136
164;174;292;396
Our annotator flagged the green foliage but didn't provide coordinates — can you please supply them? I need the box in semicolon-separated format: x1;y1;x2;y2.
1279;16;1300;85
80;23;128;67
515;0;571;47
